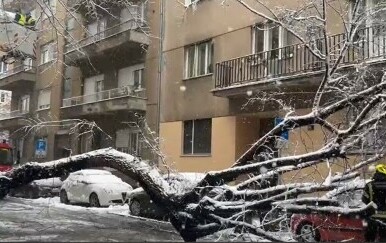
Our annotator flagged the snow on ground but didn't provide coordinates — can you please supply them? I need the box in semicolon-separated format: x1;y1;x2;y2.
27;196;131;214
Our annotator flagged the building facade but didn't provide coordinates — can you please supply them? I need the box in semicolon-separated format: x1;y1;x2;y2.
151;0;386;181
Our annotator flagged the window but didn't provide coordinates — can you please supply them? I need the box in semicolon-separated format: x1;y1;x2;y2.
19;95;30;113
95;80;103;93
133;68;144;89
253;22;288;58
0;62;7;74
0;93;5;103
183;119;212;155
23;58;33;70
40;42;57;65
185;41;213;78
38;89;51;110
42;0;56;19
121;3;146;24
87;18;107;40
116;129;141;156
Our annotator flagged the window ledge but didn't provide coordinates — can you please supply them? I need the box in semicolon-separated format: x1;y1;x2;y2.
36;107;50;112
38;60;56;68
180;153;211;157
183;73;213;81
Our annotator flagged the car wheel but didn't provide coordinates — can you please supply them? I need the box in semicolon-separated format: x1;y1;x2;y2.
129;199;141;216
297;223;320;242
89;193;101;207
60;190;69;204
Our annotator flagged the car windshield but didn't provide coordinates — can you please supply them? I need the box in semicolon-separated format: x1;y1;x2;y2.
82;175;124;184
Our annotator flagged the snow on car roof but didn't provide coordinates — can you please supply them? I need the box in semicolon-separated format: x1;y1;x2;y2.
31;177;62;187
71;169;112;176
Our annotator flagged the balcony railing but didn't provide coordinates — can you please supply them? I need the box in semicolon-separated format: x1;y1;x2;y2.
62;86;146;108
0;65;35;79
65;19;147;53
0;110;28;120
215;25;386;89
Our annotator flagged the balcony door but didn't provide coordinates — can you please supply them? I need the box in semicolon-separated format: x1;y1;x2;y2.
19;95;30;114
87;18;107;42
84;74;104;103
120;3;145;30
253;22;287;78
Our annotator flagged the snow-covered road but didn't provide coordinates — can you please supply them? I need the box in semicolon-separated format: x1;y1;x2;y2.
0;197;181;242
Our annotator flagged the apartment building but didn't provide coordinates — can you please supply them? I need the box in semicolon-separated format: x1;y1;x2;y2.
151;0;386;179
0;0;66;163
59;1;151;158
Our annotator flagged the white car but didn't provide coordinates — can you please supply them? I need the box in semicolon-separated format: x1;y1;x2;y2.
59;169;133;207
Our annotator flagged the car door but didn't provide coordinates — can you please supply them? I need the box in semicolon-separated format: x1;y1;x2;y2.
64;175;80;202
75;175;92;203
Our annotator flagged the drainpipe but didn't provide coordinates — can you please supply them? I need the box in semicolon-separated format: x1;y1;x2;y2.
156;0;165;165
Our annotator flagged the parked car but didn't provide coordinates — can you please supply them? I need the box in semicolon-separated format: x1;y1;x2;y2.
59;169;133;207
128;172;205;219
290;190;367;242
9;177;63;199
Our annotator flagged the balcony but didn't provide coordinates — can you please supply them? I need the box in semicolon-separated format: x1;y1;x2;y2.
213;25;386;97
64;20;149;66
0;65;36;90
61;86;147;118
0;110;29;130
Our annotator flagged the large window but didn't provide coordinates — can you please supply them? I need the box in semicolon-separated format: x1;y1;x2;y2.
19;95;30;113
38;89;51;110
185;41;213;78
133;68;144;89
0;62;7;74
116;129;141;156
183;119;212;155
253;22;288;58
40;42;57;65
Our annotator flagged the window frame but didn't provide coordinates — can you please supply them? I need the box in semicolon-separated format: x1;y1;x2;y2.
19;95;30;113
0;62;7;74
182;119;212;155
0;93;5;103
184;40;213;79
252;23;288;58
37;89;51;110
40;42;57;65
133;68;144;89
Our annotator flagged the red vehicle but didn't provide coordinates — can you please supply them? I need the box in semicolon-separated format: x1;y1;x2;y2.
290;212;367;242
0;141;13;172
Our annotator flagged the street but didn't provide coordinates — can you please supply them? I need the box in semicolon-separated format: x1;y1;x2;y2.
0;197;182;242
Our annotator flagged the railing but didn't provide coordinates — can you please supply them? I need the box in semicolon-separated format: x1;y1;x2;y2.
215;25;386;88
0;110;28;120
65;19;147;53
62;86;146;108
0;65;35;80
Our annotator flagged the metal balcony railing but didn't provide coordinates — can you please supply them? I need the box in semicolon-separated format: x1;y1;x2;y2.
65;19;147;53
62;86;146;108
0;110;28;120
0;65;35;79
215;25;386;89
